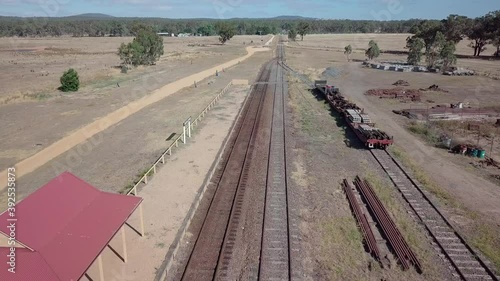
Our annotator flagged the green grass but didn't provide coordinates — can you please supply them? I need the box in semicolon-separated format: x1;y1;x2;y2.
390;146;458;208
319;216;368;280
35;93;50;101
137;167;152;179
288;81;340;141
119;167;154;194
389;146;500;272
21;91;52;101
364;172;443;279
407;121;439;144
470;222;500;271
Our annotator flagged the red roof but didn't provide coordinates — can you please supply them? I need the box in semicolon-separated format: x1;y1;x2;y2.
0;172;142;281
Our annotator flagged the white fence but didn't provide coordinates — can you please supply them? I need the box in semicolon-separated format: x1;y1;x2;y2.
125;81;233;196
154;82;253;281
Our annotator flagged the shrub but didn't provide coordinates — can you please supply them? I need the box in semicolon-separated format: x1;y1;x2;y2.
407;121;439;143
215;21;236;44
365;40;380;60
118;26;164;67
59;68;79;92
288;29;297;41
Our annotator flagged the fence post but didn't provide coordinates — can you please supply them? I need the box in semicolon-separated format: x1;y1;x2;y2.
184;117;192;139
153;165;156;174
161;155;165;164
144;174;148;184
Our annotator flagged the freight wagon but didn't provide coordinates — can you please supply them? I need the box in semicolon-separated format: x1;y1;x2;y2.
315;80;393;149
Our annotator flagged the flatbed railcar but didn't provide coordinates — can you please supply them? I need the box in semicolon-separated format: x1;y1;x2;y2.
315;80;393;149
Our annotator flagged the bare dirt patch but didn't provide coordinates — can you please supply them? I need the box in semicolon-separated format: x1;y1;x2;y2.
0;36;271;180
0;47;271;210
289;34;500;79
285;34;500;272
285;73;449;280
0;35;269;101
83;85;249;281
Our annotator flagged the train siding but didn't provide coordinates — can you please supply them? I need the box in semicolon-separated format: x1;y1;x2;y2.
314;81;393;149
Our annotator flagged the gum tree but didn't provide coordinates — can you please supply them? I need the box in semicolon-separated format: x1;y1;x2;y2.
365;40;380;60
406;36;425;65
344;44;352;62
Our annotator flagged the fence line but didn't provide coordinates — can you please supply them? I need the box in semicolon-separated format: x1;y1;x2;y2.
126;81;233;196
155;83;254;281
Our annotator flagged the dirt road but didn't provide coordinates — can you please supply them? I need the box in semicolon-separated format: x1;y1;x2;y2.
334;63;500;224
0;45;271;191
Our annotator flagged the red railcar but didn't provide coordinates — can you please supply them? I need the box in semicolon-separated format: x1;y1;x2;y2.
315;80;393;149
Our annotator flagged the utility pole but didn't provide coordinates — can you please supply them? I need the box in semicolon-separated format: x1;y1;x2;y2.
477;126;481;147
492;127;498;159
490;135;495;158
426;102;429;124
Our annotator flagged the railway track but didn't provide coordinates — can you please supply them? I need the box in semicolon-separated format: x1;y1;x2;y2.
371;149;499;281
179;41;292;281
180;61;271;281
259;43;291;280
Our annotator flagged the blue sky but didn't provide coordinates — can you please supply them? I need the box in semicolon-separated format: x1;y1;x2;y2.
0;0;497;19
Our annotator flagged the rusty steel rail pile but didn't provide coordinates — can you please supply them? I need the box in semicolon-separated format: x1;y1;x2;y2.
354;176;422;273
342;179;381;261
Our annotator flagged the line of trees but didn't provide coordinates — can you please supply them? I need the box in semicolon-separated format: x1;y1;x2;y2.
407;10;500;63
1;10;497;60
0;16;423;38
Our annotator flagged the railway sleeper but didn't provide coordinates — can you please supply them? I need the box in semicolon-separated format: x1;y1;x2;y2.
432;225;449;229
435;233;458;240
448;253;474;259
458;265;487;272
462;273;493;280
454;260;481;267
445;247;470;253
436;236;460;241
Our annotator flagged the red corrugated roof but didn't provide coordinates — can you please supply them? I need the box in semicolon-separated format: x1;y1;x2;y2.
0;172;142;281
0;248;60;280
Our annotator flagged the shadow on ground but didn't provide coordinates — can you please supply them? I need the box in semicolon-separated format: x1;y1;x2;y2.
309;88;366;150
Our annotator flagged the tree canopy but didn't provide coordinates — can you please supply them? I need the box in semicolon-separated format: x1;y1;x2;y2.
0;10;498;57
344;44;352;61
408;10;500;57
288;29;297;41
215;21;236;44
365;40;380;60
59;68;80;92
118;26;164;67
406;36;425;65
0;16;423;38
297;21;310;41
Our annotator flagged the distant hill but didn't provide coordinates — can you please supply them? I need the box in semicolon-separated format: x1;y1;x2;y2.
270;15;314;20
64;13;114;19
0;14;314;21
226;15;315;20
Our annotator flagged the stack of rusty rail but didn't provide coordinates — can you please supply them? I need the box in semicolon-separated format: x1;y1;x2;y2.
354;176;422;273
342;179;381;261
